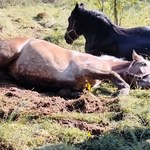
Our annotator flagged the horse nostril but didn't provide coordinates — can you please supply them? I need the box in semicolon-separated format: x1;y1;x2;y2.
64;34;73;44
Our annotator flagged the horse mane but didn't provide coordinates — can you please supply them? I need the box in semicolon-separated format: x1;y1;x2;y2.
89;10;113;26
78;8;113;27
99;55;125;62
78;7;125;35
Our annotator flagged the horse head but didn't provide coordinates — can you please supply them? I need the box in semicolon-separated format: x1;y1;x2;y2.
64;3;115;51
124;51;150;88
64;3;84;44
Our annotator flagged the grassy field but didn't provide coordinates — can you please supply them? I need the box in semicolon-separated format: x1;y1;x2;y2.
0;0;150;150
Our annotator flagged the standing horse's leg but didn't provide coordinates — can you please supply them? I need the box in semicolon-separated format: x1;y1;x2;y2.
81;69;130;96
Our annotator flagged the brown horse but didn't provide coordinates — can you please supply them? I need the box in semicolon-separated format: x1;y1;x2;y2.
0;37;150;97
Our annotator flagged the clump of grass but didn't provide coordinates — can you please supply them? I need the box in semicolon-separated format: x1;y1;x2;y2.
0;119;88;149
46;112;112;124
34;12;49;21
75;127;150;150
92;82;117;97
0;0;42;8
118;91;150;126
36;143;79;150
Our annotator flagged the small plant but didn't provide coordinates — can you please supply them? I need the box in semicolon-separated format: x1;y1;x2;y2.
84;79;92;92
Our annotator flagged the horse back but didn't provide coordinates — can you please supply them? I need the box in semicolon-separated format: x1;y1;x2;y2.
9;39;76;86
0;37;31;67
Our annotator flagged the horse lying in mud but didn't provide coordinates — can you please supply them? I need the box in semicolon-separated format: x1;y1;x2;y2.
65;3;150;60
0;37;150;97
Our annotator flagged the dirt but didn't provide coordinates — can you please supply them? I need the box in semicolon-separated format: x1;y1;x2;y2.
0;79;118;149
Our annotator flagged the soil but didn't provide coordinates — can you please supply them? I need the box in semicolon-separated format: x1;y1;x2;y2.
0;79;117;149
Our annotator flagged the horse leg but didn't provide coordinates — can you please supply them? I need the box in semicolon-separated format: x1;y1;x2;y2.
81;69;130;96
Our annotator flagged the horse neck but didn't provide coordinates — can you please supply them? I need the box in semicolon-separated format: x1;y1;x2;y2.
84;24;124;39
111;60;131;75
80;18;123;52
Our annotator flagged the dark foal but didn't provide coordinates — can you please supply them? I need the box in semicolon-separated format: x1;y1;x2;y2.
65;3;150;60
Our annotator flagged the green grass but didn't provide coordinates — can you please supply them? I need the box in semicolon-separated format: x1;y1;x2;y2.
0;120;88;149
46;112;111;124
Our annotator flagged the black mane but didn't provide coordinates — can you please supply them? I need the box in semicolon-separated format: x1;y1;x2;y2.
86;10;113;25
78;7;113;27
78;8;126;35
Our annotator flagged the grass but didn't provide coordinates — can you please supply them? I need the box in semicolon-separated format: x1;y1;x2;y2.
0;0;150;150
47;112;112;124
0;120;88;149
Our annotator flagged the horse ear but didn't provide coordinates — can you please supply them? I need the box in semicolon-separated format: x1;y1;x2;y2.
132;50;144;61
74;3;79;11
79;3;84;8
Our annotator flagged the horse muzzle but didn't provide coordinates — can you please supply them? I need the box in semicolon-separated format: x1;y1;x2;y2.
64;33;73;44
64;29;80;45
136;74;150;89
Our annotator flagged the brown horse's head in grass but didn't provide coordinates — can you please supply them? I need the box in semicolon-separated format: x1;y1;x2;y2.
124;51;150;89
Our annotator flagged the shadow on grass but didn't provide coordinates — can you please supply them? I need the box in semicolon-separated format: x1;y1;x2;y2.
91;80;117;97
36;127;150;150
92;87;113;96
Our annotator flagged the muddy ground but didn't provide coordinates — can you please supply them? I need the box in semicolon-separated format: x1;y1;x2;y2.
0;78;118;149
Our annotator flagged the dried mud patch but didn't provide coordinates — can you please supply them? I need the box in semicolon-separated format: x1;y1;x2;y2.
0;81;116;117
0;81;118;134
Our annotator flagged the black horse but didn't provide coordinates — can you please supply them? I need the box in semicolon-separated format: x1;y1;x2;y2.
64;3;150;60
